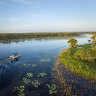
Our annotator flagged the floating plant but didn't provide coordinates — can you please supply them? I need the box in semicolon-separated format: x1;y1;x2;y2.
23;78;31;84
32;80;40;88
46;84;57;94
13;86;25;96
26;73;33;78
37;73;47;77
31;64;37;67
23;64;31;67
40;58;51;62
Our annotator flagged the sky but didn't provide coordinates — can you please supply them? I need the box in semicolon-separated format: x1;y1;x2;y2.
0;0;96;33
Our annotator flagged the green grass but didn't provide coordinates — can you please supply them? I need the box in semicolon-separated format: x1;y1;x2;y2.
59;44;96;82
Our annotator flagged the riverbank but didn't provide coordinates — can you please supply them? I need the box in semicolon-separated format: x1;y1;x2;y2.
0;32;95;41
0;32;81;41
52;57;96;96
58;44;96;82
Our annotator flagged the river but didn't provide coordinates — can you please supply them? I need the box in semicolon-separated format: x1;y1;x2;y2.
0;34;94;96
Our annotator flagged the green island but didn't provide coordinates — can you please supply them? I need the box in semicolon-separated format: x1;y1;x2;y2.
59;34;96;82
0;32;95;41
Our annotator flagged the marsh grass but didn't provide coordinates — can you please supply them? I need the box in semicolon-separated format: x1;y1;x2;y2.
59;44;96;82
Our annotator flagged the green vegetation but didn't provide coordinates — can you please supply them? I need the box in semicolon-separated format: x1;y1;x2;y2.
0;32;81;40
88;39;91;44
23;78;31;84
40;58;51;62
13;86;25;96
46;84;57;94
23;64;31;67
37;73;47;77
31;64;37;67
59;43;96;82
91;34;96;45
67;38;78;48
32;80;40;88
26;73;33;78
23;64;37;67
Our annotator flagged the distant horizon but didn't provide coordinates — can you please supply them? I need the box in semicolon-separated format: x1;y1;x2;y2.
0;31;96;34
0;0;96;33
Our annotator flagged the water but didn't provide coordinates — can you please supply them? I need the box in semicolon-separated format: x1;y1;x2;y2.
0;34;93;96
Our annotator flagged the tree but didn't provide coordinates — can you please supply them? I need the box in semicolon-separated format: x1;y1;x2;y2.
88;40;91;44
91;34;96;46
67;38;78;48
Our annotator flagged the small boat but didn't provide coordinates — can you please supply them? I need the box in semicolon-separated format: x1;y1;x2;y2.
9;53;21;60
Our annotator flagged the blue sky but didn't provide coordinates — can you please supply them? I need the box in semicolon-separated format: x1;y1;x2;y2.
0;0;96;33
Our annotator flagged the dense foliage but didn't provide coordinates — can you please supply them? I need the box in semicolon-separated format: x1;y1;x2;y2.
0;32;82;40
59;44;96;82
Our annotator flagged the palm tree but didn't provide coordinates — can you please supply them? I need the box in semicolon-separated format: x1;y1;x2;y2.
91;35;96;45
67;38;78;48
88;40;91;44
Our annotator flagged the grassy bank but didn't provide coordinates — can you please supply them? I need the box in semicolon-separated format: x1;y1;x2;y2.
59;44;96;82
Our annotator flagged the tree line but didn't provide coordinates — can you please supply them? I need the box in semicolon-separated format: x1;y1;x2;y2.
0;32;81;40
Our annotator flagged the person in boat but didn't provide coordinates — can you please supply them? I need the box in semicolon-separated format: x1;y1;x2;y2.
9;52;20;60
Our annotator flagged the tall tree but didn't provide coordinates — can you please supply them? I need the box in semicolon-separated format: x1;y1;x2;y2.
67;38;78;48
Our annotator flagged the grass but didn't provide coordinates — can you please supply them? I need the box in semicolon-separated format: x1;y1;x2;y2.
59;44;96;82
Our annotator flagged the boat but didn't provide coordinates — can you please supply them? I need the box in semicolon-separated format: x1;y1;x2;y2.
9;53;21;60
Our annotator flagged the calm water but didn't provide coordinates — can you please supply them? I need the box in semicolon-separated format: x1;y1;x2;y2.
0;34;93;96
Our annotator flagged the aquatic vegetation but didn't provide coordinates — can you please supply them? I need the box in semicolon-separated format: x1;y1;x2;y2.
26;73;33;78
46;84;57;94
31;64;37;67
40;58;51;62
23;64;37;67
13;86;25;96
37;73;47;77
23;64;31;67
32;80;40;88
23;78;31;84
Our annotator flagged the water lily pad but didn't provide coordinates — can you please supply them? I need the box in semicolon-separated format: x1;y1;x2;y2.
32;80;40;88
23;78;31;84
37;73;47;77
13;86;25;96
40;58;51;62
23;64;31;67
31;64;37;67
26;73;33;78
46;84;57;94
